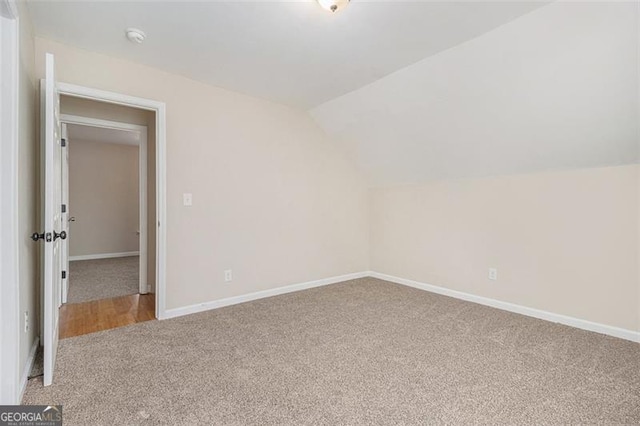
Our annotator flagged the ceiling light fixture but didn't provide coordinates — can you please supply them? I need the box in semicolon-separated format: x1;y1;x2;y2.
317;0;350;13
126;28;146;44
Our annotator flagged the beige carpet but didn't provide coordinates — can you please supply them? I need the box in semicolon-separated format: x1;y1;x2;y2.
23;278;640;424
68;256;139;304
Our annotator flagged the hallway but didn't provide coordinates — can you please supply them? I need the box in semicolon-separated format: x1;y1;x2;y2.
68;256;140;304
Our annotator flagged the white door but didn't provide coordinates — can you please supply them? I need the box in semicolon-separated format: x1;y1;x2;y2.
61;123;69;304
41;52;63;386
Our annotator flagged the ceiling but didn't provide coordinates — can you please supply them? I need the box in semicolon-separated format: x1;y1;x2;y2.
311;2;639;186
67;124;142;146
28;1;545;109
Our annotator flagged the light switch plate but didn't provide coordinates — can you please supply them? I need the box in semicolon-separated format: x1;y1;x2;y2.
183;193;193;206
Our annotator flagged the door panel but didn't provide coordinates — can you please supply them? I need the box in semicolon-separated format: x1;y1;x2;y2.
41;52;61;387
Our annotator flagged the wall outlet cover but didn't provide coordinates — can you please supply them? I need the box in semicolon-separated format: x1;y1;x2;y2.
488;268;498;281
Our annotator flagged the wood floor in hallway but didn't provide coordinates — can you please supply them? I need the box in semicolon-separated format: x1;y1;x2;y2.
59;293;155;339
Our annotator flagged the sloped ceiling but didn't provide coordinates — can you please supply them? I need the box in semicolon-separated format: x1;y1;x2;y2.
27;0;544;109
311;2;639;186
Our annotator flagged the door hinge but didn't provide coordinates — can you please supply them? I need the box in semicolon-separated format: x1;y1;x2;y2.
61;204;66;213
61;138;66;147
62;271;67;279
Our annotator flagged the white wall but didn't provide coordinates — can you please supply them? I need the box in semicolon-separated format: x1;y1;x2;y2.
370;165;639;332
68;140;139;257
312;2;640;334
35;37;370;310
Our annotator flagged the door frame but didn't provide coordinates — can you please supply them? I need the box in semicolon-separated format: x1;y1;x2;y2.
0;0;20;404
60;114;149;297
57;82;167;319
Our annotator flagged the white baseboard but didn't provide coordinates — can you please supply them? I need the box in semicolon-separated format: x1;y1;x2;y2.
19;338;39;402
370;271;640;343
162;271;369;320
160;269;639;343
70;251;139;261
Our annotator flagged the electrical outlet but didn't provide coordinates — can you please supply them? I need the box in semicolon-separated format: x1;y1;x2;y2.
24;311;29;333
488;268;498;281
224;269;233;282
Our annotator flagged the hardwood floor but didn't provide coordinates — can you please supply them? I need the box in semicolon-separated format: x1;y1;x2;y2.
59;293;155;339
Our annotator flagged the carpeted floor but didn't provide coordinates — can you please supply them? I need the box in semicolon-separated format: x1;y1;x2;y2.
23;278;640;424
68;256;139;304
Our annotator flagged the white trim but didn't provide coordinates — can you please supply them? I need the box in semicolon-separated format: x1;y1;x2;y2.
0;0;20;404
58;82;165;111
370;272;640;343
18;338;39;402
60;114;148;295
60;114;146;134
69;251;140;261
57;83;166;320
138;127;148;294
163;272;369;320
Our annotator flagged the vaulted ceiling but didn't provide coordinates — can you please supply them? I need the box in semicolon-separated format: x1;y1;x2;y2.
28;1;638;186
27;0;544;109
311;2;639;185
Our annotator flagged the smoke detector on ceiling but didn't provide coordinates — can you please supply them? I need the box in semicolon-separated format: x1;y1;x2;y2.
126;28;146;44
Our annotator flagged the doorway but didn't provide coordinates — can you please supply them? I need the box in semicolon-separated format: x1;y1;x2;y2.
56;103;157;339
62;116;148;302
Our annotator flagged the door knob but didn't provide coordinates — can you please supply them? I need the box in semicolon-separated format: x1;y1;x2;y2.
31;232;52;242
68;216;76;222
53;230;67;241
